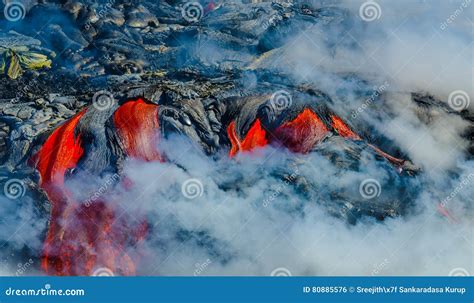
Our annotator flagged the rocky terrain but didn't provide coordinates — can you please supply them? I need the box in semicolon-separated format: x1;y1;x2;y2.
0;0;472;276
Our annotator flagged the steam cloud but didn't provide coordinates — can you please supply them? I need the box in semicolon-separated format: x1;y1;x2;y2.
108;136;471;276
0;0;472;276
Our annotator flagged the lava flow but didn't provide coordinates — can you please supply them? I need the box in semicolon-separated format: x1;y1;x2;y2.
31;95;414;276
33;98;159;276
0;0;470;280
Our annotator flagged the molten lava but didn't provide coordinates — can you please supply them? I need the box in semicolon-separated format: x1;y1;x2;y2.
113;99;163;162
274;109;329;153
227;119;268;157
227;109;331;155
330;115;360;140
34;98;157;276
33;96;412;276
330;114;407;168
34;110;91;275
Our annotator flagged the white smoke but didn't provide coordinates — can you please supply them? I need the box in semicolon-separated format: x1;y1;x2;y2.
0;0;472;277
99;134;471;276
107;0;472;276
0;195;46;276
284;0;473;110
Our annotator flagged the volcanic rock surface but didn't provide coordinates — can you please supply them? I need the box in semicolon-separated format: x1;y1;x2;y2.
0;0;472;276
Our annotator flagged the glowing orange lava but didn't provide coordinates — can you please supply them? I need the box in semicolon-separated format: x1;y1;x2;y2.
33;99;158;276
227;109;332;155
32;97;410;276
274;109;330;153
330;115;360;140
227;119;268;157
113;99;163;162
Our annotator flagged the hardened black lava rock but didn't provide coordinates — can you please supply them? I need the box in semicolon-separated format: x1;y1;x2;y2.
0;0;471;227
